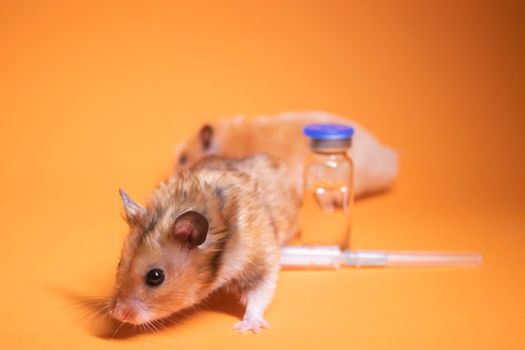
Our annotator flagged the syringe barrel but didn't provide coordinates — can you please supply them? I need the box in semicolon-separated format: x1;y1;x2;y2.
280;246;341;269
343;250;482;267
383;252;482;266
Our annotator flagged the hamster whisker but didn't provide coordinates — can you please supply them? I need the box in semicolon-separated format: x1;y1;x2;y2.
149;321;161;333
74;306;102;324
148;321;161;333
68;296;110;308
111;319;126;337
143;322;155;334
160;317;181;328
79;296;110;302
147;304;172;313
31;296;109;337
40;297;107;317
78;304;110;330
152;320;173;335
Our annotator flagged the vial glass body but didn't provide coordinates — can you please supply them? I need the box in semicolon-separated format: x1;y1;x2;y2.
300;148;354;249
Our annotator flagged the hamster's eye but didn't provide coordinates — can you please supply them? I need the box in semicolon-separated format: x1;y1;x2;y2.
145;268;165;287
179;154;188;165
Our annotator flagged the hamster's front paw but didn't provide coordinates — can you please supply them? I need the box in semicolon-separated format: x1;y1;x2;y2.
232;317;269;334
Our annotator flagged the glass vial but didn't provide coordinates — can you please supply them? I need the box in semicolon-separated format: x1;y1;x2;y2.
300;124;354;249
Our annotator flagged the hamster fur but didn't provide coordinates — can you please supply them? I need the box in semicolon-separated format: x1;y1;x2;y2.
174;111;399;198
110;154;300;333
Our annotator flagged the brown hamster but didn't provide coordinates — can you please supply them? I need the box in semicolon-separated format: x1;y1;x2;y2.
174;111;399;198
109;154;300;333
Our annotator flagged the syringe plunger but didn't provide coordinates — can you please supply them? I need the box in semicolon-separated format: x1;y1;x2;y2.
280;246;482;269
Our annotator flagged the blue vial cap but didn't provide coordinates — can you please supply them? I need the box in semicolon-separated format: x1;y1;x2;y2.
303;124;354;140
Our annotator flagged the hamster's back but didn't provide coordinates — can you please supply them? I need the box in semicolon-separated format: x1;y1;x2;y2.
193;154;300;245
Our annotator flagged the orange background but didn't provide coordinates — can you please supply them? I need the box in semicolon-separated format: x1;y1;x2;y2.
1;1;524;349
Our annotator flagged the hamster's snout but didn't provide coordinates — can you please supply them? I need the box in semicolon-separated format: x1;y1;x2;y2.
109;298;148;325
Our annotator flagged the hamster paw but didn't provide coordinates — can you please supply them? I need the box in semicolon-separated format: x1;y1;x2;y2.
232;317;269;334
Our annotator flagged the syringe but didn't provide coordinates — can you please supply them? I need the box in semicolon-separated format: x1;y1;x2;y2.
280;246;482;269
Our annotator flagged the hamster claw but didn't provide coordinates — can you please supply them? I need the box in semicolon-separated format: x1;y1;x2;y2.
232;318;269;334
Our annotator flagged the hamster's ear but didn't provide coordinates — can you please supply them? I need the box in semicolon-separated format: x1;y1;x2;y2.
199;124;214;151
173;211;209;247
119;188;145;224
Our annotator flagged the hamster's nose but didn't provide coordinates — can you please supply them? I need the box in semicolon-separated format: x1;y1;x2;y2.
110;302;138;323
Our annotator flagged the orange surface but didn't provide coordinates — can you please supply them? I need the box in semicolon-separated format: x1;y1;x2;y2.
1;1;524;349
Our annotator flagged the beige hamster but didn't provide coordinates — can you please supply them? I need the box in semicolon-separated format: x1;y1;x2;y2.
174;111;399;198
109;154;300;333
